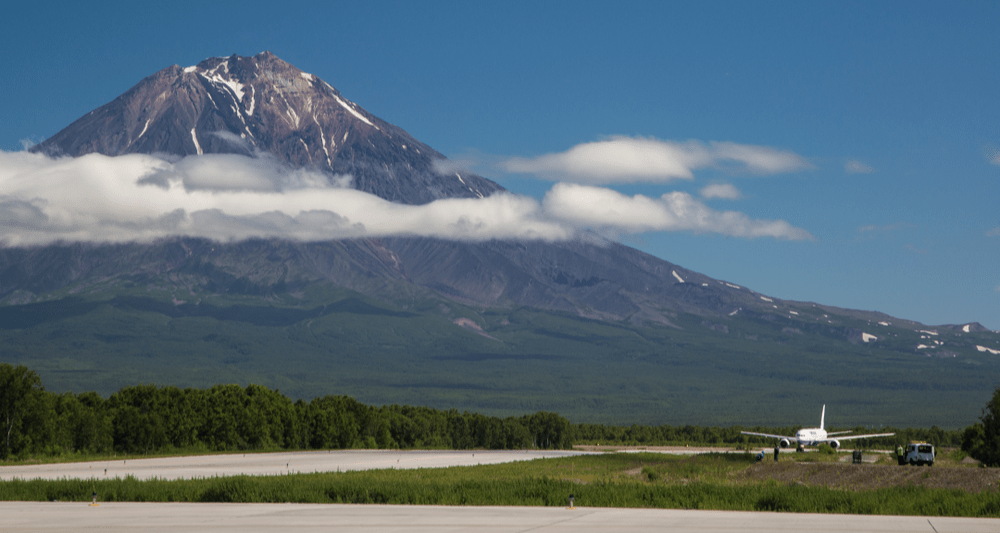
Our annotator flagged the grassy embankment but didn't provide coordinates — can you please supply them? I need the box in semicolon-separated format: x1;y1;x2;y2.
3;451;999;517
0;446;287;467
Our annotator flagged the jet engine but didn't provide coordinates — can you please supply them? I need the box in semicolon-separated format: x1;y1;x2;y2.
829;440;841;449
779;438;790;448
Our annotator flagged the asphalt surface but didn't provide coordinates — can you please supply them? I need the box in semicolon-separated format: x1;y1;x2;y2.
0;449;589;481
2;502;997;532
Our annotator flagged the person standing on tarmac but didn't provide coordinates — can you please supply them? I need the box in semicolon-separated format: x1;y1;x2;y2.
774;447;780;462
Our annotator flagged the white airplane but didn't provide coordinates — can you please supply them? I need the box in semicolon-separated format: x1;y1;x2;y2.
741;405;894;451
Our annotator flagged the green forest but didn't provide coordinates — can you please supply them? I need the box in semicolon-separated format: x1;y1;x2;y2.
0;363;975;462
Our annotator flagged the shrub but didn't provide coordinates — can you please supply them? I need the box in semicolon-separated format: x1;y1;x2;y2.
817;443;836;455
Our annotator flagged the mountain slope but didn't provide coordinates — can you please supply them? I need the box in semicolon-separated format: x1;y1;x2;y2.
5;52;998;427
32;52;500;205
24;51;794;327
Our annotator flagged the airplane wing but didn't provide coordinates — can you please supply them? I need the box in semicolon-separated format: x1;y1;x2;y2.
740;431;796;440
823;432;895;441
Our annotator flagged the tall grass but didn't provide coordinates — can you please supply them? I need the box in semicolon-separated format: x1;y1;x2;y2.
2;454;998;517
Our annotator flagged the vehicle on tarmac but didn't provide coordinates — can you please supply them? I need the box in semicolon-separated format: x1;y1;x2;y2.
899;442;935;466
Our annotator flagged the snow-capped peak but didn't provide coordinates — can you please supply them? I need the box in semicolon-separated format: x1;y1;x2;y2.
31;51;505;205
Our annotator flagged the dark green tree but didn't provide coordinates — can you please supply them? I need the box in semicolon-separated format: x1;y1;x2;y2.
0;364;49;459
108;384;172;454
51;392;112;454
501;417;532;449
524;411;572;449
201;384;247;450
306;396;360;449
962;384;1000;467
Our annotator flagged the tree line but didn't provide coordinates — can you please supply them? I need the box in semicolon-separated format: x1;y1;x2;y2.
0;364;572;459
1;363;995;465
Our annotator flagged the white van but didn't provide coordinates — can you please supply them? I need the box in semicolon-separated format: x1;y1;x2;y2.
902;442;935;466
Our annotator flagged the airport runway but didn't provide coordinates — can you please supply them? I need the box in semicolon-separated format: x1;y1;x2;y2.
2;501;997;532
0;447;869;482
4;450;998;532
0;449;589;481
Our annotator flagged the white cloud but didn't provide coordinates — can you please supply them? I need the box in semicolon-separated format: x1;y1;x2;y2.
18;137;41;151
858;222;910;233
844;159;874;174
700;183;742;200
984;144;1000;165
499;137;810;184
987;227;1000;237
0;151;571;245
0;151;813;245
542;183;813;240
138;152;344;192
708;142;810;175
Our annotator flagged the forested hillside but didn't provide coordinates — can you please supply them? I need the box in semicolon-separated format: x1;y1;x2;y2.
0;364;966;462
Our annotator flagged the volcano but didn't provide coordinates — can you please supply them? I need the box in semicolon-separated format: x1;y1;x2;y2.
32;51;500;205
5;52;996;427
26;51;773;325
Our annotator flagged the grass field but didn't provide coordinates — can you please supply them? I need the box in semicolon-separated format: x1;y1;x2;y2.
3;452;998;517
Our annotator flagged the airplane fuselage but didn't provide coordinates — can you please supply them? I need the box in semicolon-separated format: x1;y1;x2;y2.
794;428;828;446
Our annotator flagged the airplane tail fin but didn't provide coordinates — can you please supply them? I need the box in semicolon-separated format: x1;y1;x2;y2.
820;404;826;430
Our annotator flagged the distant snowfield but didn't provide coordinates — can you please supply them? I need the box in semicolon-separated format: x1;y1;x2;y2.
0;450;591;482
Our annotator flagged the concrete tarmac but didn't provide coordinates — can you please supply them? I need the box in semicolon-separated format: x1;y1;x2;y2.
0;449;589;481
2;502;998;532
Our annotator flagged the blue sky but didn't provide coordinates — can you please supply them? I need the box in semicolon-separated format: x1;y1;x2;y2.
1;1;997;329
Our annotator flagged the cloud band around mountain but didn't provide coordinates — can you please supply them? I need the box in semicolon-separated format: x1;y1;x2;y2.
544;183;813;240
0;150;812;245
500;136;811;183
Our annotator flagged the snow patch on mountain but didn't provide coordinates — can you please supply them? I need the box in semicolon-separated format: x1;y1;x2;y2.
202;72;245;103
190;129;202;155
332;94;374;127
137;119;150;141
246;86;256;116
